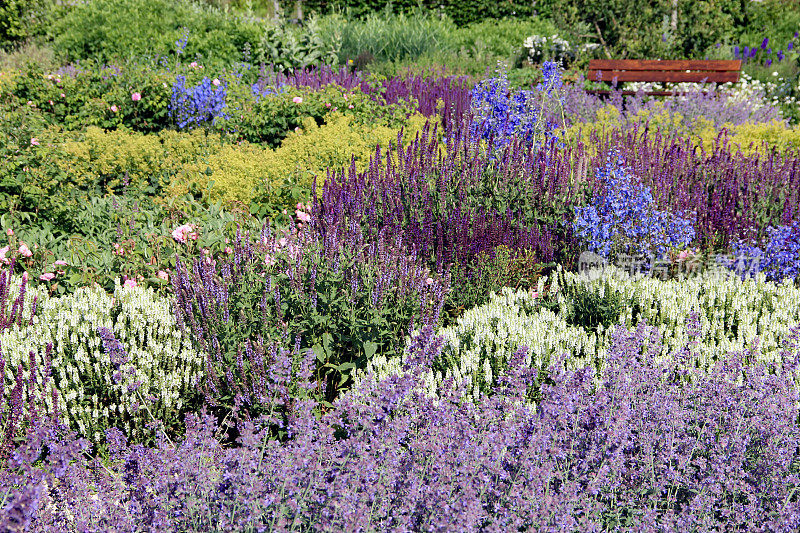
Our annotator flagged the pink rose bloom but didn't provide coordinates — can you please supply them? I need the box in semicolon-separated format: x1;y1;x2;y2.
48;100;54;105
531;291;539;298
225;247;233;254
348;104;354;109
296;210;311;223
110;105;118;113
131;92;142;101
39;272;55;281
54;260;68;266
6;228;12;236
171;224;195;244
0;246;9;264
157;270;169;281
325;103;331;107
30;138;39;146
212;78;220;86
18;243;32;257
278;237;287;247
292;96;303;104
425;277;434;286
189;61;198;68
123;278;137;289
22;272;28;282
60;93;65;98
678;250;689;261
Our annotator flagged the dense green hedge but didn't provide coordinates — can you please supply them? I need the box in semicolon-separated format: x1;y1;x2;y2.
303;0;536;27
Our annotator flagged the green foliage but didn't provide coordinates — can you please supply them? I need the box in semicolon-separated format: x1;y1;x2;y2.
255;15;340;72
305;0;536;27
452;17;561;61
50;0;262;66
6;60;173;133
444;245;549;325
538;0;748;59
318;10;457;64
553;276;641;335
0;281;203;446
0;0;57;46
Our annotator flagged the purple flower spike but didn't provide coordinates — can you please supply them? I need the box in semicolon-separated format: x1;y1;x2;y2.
761;37;769;49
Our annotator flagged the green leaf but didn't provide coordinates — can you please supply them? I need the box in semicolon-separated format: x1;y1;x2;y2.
312;343;325;363
362;341;378;359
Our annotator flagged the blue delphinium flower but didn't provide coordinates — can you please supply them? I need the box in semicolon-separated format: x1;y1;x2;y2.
573;155;695;259
170;76;229;129
731;221;800;282
470;62;563;151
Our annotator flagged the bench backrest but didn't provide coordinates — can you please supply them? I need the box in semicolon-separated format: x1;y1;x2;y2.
587;60;742;84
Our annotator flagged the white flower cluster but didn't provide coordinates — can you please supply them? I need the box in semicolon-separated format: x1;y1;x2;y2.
1;280;204;443
361;267;800;401
523;34;588;65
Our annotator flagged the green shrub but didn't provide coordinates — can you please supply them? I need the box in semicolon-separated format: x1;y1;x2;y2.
306;0;537;27
538;0;747;59
361;266;800;401
444;244;547;325
50;0;262;65
0;281;203;445
452;17;560;60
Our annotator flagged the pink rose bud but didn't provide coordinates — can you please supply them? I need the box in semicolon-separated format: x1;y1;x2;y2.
22;271;28;281
348;104;354;109
225;247;233;254
60;93;65;98
6;229;12;236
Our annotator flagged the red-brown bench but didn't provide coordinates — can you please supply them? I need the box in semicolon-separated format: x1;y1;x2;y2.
586;59;742;96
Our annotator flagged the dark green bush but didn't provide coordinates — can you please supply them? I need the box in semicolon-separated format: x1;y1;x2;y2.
305;0;536;27
50;0;262;65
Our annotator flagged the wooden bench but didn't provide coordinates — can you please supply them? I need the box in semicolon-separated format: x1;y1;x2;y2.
586;59;742;96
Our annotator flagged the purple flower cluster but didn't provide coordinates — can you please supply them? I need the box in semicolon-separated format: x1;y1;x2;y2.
733;33;800;67
169;75;228;129
5;319;800;530
573;155;696;257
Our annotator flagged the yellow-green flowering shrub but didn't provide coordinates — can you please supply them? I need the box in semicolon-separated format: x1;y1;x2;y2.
361;267;800;400
692;119;800;155
0;280;203;444
45;112;432;210
55;126;220;194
